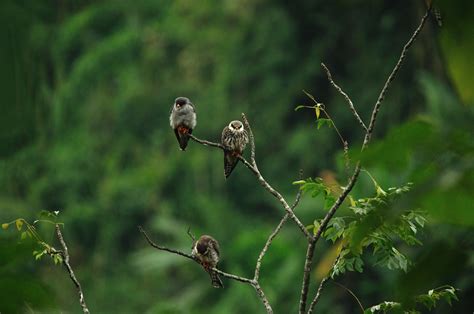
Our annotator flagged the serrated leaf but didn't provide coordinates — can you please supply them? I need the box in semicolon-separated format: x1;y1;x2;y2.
15;219;23;231
1;223;8;230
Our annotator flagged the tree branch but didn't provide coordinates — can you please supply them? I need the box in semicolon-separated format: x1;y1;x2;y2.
253;282;273;314
362;6;431;148
298;7;431;312
254;189;302;281
55;224;90;314
320;63;368;132
299;240;316;313
241;113;312;240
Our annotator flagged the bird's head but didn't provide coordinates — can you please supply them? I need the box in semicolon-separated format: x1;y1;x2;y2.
174;97;191;110
196;242;208;255
229;120;244;133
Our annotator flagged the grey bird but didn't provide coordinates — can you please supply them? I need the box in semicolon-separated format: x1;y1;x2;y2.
169;97;197;150
192;235;223;288
221;120;249;178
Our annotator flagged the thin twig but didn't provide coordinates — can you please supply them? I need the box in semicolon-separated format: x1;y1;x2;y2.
332;281;365;314
362;7;431;148
320;63;368;132
241;113;312;240
254;189;302;281
307;252;342;314
299;7;431;312
55;224;90;314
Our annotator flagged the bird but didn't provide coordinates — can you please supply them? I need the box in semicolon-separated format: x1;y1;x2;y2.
221;120;249;178
169;97;196;150
192;235;223;288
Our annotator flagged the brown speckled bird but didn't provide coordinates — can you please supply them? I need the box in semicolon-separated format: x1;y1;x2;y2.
192;235;223;288
221;120;249;178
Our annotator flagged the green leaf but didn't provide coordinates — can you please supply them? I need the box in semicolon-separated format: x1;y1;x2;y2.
20;231;28;240
1;223;8;230
315;106;320;119
317;118;332;129
292;180;306;185
15;219;24;231
324;194;336;210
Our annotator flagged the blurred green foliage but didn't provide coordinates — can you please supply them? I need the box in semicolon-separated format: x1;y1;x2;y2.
0;0;472;313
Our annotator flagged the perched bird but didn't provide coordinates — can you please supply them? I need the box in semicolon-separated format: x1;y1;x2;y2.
221;120;249;178
192;235;223;288
169;97;196;150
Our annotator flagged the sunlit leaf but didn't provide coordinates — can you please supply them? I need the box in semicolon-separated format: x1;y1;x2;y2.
15;219;24;231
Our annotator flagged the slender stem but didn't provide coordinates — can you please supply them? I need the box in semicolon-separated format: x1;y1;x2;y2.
332;281;365;314
362;7;431;148
320;63;368;132
55;224;90;314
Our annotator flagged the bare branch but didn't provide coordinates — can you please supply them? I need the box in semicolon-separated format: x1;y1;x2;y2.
320;63;368;132
241;113;312;239
188;134;224;149
253;282;274;314
55;224;90;314
138;226;195;260
362;7;431;148
307;251;343;314
299;240;316;313
254;189;302;281
242;114;257;167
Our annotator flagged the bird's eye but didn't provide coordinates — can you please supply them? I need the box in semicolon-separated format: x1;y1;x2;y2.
176;103;181;108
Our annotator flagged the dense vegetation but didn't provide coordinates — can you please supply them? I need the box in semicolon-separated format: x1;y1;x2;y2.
0;0;472;313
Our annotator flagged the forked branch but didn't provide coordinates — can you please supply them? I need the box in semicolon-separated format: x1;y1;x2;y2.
298;7;431;313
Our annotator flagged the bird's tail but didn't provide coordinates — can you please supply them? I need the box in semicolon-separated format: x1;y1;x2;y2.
208;269;223;288
224;152;239;178
175;128;192;151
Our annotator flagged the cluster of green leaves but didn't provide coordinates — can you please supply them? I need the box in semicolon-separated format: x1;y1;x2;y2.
293;177;336;212
299;179;427;276
1;211;63;265
336;183;426;275
365;286;459;313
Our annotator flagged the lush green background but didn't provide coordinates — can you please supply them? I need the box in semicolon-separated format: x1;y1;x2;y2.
0;0;472;313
